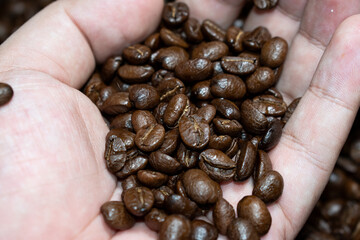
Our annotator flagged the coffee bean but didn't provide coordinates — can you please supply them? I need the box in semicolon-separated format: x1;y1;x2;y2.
145;208;167;232
145;32;160;51
209;135;233;152
191;80;213;101
160;28;189;48
227;218;260;240
118;64;154;83
111;75;131;92
212;61;224;76
110;113;133;131
101;92;132;115
122;44;151;65
162;2;189;28
226;138;240;158
153;186;174;208
259;118;283;151
121;175;141;192
240;99;269;134
153;102;168;125
115;150;148;179
179;115;210;150
261;37;288;68
184;18;203;43
101;56;122;83
246;67;276;94
254;0;278;10
159;128;180;155
213;198;236;235
243;26;271;52
151;69;174;87
107;128;135;150
211;98;241;120
100;201;135;230
137;170;168;188
175;58;213;83
177;143;199;169
282;97;301;125
131;110;157;133
234;141;257;181
265;87;283;99
253;170;284;203
83;73;106;104
152;46;189;71
194;104;216;124
226;26;245;53
252;94;287;117
149;151;182;174
105;130;127;173
213;118;242;137
253;150;273;183
123;187;154;217
157;77;185;102
237;195;271;236
210;73;246;100
201;19;226;42
191;219;218;240
192;41;229;61
320;199;346;221
159;214;191;240
135;123;165;152
164;194;199;219
221;54;259;76
128;84;160;109
164;94;190;127
175;179;188;198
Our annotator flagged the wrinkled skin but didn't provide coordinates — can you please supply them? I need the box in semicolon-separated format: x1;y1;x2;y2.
0;0;360;239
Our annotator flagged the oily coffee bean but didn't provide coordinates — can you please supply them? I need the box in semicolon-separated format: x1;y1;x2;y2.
159;128;180;155
259;118;283;151
226;26;245;53
210;73;246;100
211;98;241;120
164;94;190;127
153;102;168;125
135;123;165;152
212;61;224;76
104;129;127;173
128;84;160;110
137;170;168;188
101;92;132;115
101;56;122;83
121;175;141;192
162;2;189;28
192;41;229;61
261;37;288;68
115;150;148;179
254;0;278;10
234;141;257;181
110;113;133;131
106;128;135;150
320;199;346;221
176;143;199;169
184;18;203;43
243;26;271;52
122;44;151;65
237;195;272;236
191;219;218;240
83;73;106;103
153;186;174;208
227;218;260;240
131;110;157;133
252;94;287;117
145;32;160;51
240;99;269;135
246;67;276;94
118;64;154;83
152;46;189;71
213;197;236;235
164;194;199;219
209;135;233;152
213;118;243;137
149;151;182;175
160;28;189;48
191;80;213;100
253;170;284;203
226;137;240;158
175;179;188;198
151;69;174;87
201;19;226;42
194;104;216;124
282;97;301;124
123;187;154;217
221;54;259;76
111;75;131;92
100;201;135;230
157;77;185;101
253;150;273;182
159;214;192;240
179;115;211;150
144;208;167;232
175;58;213;83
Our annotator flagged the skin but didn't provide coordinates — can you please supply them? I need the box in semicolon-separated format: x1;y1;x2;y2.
0;0;359;239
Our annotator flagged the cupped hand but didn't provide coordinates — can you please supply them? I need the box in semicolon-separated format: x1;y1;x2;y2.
0;0;359;239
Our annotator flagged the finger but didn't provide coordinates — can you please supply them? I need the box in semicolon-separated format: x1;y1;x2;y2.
0;0;163;88
265;15;360;239
179;0;246;28
277;0;360;101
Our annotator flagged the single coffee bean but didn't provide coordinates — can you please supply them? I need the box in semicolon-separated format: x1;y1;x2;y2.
101;92;132;115
191;80;213;100
211;98;241;120
209;135;233;152
320;199;346;221
144;32;160;51
237;195;272;236
162;2;189;28
254;0;278;10
160;28;189;48
128;84;160;110
83;73;106;104
152;46;189;71
253;150;273;183
253;170;284;203
106;128;135;150
184;18;203;43
246;67;276;94
192;41;229;61
261;37;288;68
179;115;210;150
282;97;301;124
164;94;190;127
194;104;216;124
201;19;226;42
122;44;151;65
210;74;246;100
115;150;148;179
100;201;135;230
259;118;283;151
226;138;241;158
226;26;245;53
121;175;141;192
159;214;192;240
104;130;127;173
227;218;260;240
175;58;213;83
149;151;182;175
101;56;122;83
177;143;199;169
151;69;174;87
135;123;165;152
153;186;174;208
213;198;236;235
213;118;243;137
164;194;198;219
137;170;169;188
145;208;167;232
159;128;180;155
243;26;271;52
234;141;257;181
123;186;154;217
221;55;259;76
153;102;168;125
157;77;185;102
175;179;188;198
110;113;133;131
131;110;157;133
240;99;269;135
118;64;154;83
252;94;287;117
191;219;218;240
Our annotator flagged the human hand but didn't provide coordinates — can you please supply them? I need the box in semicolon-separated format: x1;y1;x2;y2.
0;0;359;239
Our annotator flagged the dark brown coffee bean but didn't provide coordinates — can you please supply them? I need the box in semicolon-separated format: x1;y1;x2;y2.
106;128;135;150
254;0;278;10
118;64;154;83
159;128;180;155
184;18;203;43
83;73;106;104
201;19;226;42
100;201;135;230
122;44;151;65
131;110;156;133
194;104;217;124
234;141;257;181
145;32;160;51
253;170;284;203
253;150;273;183
246;67;276;94
221;55;258;76
259;118;283;150
213;118;242;137
157;77;185;102
226;138;241;158
209;135;233;152
182;169;221;205
153;102;168;125
191;219;218;240
164;94;190;127
135;123;165;152
179;115;210;150
212;61;224;76
152;46;189;71
153;186;174;208
211;98;241;120
282;97;301;124
123;186;154;217
344;178;360;200
264;87;283;99
145;208;167;232
240;99;269;134
210;74;246;100
226;26;245;53
160;28;189;48
191;80;213;100
243;26;271;51
101;56;122;83
105;129;127;173
149;151;182;174
115;150;148;179
261;37;288;68
213;198;236;235
321;199;346;221
121;175;141;192
227;218;260;240
237;195;271;236
128;84;160;109
162;2;189;28
151;69;174;87
175;179;188;198
137;170;168;188
175;58;213;83
111;75;131;92
164;194;199;219
110;113;133;131
177;143;199;168
192;41;229;61
101;92;132;115
159;214;192;240
252;94;287;117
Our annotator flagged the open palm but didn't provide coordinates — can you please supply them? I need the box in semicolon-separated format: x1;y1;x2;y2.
0;0;359;239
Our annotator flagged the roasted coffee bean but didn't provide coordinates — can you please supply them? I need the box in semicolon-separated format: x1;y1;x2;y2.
282;97;301;124
151;69;174;87
179;115;210;150
243;26;271;51
250;136;262;149
192;41;229;61
152;46;189;71
110;113;133;131
135;123;165;152
175;179;187;198
211;98;241;120
131;110;157;133
253;150;273;182
115;151;148;179
177;143;199;168
83;73;106;103
191;80;213;100
199;149;236;182
194;104;216;124
122;44;151;65
145;32;160;51
100;201;135;230
106;128;135;150
157;77;185;101
191;219;218;240
253;170;284;203
175;58;213;83
184;18;203;43
123;187;154;217
227;218;260;240
167;174;182;191
209;135;233;152
111;75;131;92
154;102;168;125
164;194;198;218
160;28;189;48
101;56;122;83
254;0;278;10
159;128;180;155
259;118;283;150
234;141;257;181
344;178;360;200
252;95;287;117
210;74;246;100
101;92;132;115
164;94;190;127
321;199;346;221
246;67;276;94
213;198;236;235
153;186;174;208
149;151;182;174
212;61;224;76
182;169;221;205
145;208;167;232
121;175;141;192
137;170;168;188
237;195;272;236
226;138;240;158
240;99;269;134
159;214;192;240
118;64;154;83
128;84;160;109
213;118;242;137
105;130;127;173
221;54;259;76
162;2;189;28
261;37;288;68
226;26;245;53
201;19;226;42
